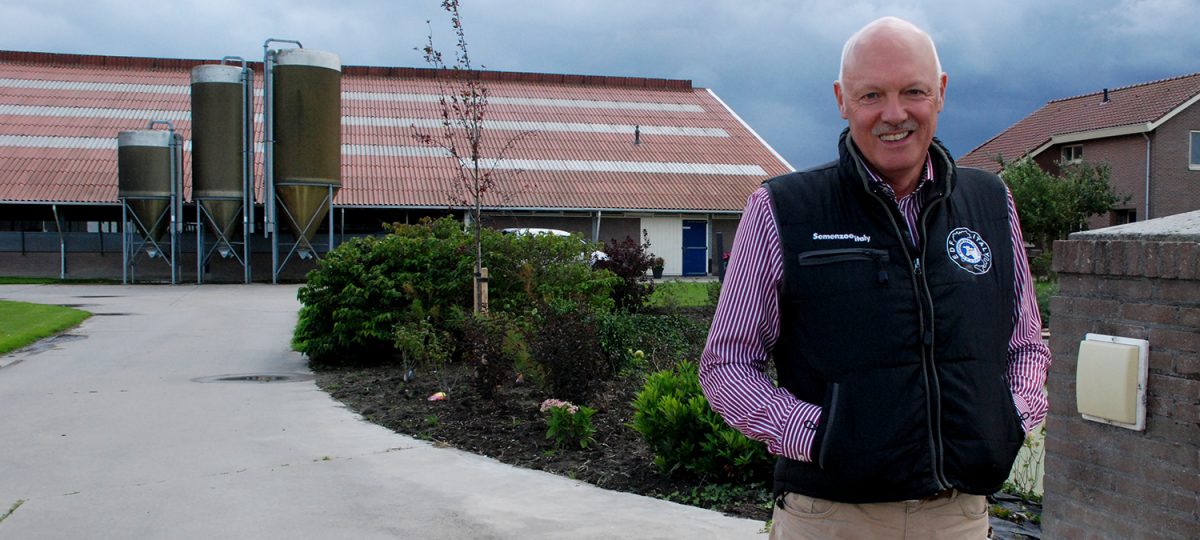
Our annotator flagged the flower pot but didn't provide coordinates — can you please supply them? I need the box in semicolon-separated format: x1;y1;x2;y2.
652;267;664;279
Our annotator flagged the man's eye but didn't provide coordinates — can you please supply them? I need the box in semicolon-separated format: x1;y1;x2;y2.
860;92;880;101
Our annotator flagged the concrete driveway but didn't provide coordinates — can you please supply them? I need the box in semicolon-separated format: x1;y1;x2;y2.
0;284;764;539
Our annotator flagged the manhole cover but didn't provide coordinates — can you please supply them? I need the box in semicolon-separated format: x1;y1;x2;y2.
192;373;314;384
91;313;132;316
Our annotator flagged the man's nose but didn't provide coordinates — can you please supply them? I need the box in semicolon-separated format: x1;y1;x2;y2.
880;95;907;124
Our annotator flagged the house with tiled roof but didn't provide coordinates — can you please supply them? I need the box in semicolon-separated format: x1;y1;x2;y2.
0;50;791;281
959;73;1200;226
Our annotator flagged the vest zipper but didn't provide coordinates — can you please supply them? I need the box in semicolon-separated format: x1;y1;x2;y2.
917;194;950;489
865;183;951;492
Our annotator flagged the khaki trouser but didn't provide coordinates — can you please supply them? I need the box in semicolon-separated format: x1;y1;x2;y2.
769;490;990;540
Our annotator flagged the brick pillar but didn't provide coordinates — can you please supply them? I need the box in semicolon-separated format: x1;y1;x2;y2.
1045;211;1200;539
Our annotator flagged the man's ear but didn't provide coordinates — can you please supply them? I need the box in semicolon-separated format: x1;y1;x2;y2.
937;73;948;113
834;81;848;119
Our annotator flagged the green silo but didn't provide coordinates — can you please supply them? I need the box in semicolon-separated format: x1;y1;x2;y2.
272;48;341;244
190;64;246;245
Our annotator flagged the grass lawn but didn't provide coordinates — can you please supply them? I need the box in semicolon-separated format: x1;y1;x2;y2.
0;300;91;356
647;280;715;309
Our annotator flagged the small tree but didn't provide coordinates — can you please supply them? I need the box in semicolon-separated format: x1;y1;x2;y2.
601;231;656;311
1000;157;1127;250
414;0;535;313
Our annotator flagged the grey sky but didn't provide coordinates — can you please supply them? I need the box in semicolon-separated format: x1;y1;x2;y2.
2;0;1197;170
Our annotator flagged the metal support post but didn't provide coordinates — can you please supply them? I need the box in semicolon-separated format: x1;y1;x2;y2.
328;184;335;253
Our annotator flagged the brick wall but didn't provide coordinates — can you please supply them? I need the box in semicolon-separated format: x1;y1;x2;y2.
1039;134;1148;228
1150;104;1200;219
1044;210;1200;539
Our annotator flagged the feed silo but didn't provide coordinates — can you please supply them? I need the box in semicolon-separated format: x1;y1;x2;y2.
191;62;254;283
264;46;341;282
118;126;182;284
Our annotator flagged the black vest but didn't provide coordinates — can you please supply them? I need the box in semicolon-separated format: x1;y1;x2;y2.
766;132;1023;503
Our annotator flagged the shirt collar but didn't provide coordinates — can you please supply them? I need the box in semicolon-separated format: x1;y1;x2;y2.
863;154;935;202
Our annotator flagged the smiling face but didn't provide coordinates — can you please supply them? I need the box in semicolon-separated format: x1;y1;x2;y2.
834;18;947;196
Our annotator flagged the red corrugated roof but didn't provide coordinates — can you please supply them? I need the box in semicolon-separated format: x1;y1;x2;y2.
958;73;1200;172
0;50;791;211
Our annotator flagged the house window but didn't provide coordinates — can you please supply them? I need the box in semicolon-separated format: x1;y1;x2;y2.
1111;209;1136;225
1190;131;1200;170
1062;144;1083;164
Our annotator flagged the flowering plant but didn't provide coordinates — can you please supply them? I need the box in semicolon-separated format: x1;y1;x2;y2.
540;399;596;450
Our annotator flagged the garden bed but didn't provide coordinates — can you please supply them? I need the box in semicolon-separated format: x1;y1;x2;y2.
314;361;773;521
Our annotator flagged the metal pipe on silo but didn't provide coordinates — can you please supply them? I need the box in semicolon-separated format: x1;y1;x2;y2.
263;39;302;284
235;57;256;284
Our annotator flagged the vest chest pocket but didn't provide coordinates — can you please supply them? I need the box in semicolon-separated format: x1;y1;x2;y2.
794;248;891;297
788;247;911;367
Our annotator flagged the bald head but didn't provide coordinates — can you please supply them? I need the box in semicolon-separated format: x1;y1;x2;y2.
838;17;942;84
832;16;948;196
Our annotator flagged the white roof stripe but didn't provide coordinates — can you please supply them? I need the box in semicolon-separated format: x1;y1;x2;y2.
343;116;727;137
0;104;190;121
343;91;706;113
469;157;765;176
0;134;117;149
0;105;723;139
0;137;765;176
0;134;196;151
0;78;705;113
0;78;190;94
341;144;449;158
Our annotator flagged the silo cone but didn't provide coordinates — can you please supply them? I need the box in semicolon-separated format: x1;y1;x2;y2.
118;130;173;242
272;48;341;244
191;65;245;246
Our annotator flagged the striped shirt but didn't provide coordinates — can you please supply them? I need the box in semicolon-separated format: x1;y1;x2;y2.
698;156;1052;463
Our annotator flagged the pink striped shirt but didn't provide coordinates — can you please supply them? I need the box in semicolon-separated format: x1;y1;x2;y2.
699;159;1052;463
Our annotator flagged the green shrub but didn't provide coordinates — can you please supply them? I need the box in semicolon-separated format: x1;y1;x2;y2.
293;217;473;366
393;301;456;386
484;232;618;313
294;216;617;366
530;301;609;403
596;311;709;373
1035;280;1058;329
1029;251;1054;281
631;360;772;482
540;399;597;450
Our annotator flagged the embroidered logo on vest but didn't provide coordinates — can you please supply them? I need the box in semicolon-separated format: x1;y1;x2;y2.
812;232;871;243
946;227;992;275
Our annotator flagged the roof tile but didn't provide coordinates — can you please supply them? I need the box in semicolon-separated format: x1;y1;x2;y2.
1;50;791;210
959;73;1200;171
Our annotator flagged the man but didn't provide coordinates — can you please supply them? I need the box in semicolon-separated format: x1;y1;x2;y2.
699;16;1051;539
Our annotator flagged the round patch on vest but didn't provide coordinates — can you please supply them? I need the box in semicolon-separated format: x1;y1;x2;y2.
945;227;992;275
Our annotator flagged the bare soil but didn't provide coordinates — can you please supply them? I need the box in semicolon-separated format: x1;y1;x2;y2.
314;362;774;522
315;364;1044;537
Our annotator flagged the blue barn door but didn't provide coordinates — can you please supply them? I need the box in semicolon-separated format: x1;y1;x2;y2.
681;220;707;276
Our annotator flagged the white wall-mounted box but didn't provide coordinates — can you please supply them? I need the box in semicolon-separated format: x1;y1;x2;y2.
1076;333;1149;431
